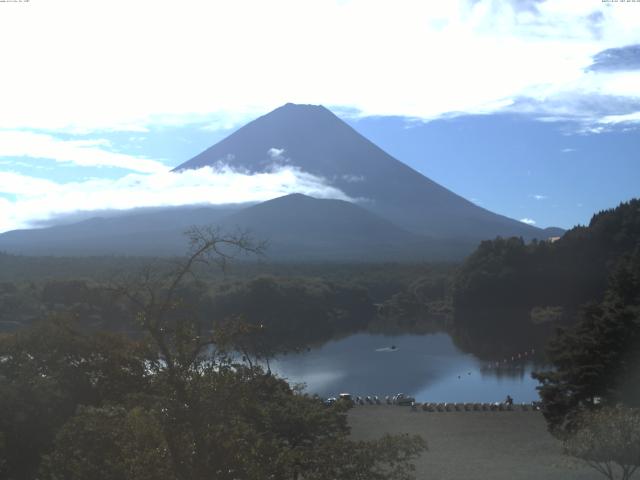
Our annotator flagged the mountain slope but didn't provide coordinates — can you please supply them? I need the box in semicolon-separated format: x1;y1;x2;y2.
0;195;473;260
220;193;415;243
176;103;544;240
542;226;566;238
217;194;473;260
0;206;238;256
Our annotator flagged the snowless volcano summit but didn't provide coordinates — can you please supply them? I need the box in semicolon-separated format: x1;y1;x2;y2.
176;103;542;240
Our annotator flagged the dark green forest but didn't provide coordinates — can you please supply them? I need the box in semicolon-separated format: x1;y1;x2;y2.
452;198;640;359
0;256;456;344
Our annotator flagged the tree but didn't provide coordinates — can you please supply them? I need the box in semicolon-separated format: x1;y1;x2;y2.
533;251;640;437
564;405;640;480
452;199;640;360
102;226;426;480
2;226;427;480
0;317;149;480
209;275;375;360
41;406;173;480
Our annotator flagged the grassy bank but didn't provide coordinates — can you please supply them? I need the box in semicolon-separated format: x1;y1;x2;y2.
348;405;600;480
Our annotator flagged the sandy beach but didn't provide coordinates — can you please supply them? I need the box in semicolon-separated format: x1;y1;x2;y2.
348;405;601;480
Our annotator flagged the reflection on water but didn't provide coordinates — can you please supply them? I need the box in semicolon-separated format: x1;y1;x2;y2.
271;333;542;403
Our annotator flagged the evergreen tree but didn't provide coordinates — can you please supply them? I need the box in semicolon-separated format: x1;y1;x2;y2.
533;251;640;437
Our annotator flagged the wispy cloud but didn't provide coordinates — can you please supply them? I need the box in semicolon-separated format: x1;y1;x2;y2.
262;147;293;171
599;111;640;125
340;174;365;183
520;217;536;225
531;194;548;200
561;148;576;153
267;148;286;161
0;131;167;173
0;165;353;233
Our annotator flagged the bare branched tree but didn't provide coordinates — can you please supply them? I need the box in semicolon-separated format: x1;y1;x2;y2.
108;226;265;374
106;227;265;480
564;405;640;480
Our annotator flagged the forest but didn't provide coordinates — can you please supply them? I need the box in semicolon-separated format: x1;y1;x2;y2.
0;255;455;346
2;200;639;358
451;199;640;359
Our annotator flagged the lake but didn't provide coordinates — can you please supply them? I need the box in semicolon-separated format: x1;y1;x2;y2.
271;333;542;403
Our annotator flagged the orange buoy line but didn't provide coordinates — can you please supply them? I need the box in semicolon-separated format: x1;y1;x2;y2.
483;348;536;369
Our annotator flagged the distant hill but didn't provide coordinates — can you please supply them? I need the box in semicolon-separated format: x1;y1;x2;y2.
0;206;238;256
217;194;474;260
176;103;545;240
0;195;474;260
221;193;417;245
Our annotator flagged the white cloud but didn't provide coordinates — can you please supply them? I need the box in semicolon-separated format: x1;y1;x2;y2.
531;194;548;200
0;0;638;132
267;148;286;160
561;148;576;153
599;111;640;124
341;174;365;183
0;172;57;196
0;131;167;173
520;217;537;225
264;147;292;171
0;165;353;233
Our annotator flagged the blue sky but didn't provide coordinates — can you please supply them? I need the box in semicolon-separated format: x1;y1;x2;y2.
0;0;639;232
349;114;640;229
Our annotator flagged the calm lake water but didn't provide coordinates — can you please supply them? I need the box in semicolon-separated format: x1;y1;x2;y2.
270;333;542;403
